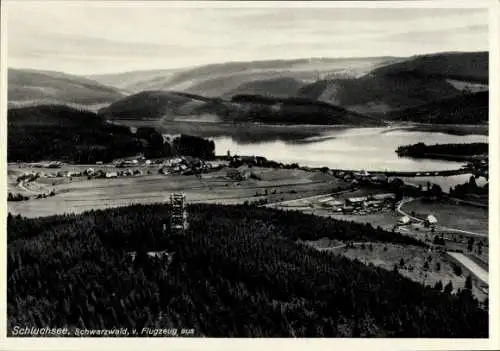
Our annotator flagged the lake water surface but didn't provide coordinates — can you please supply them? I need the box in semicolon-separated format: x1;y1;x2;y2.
214;127;487;172
213;127;488;191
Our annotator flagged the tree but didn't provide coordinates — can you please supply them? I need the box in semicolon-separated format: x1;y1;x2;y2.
435;262;441;272
434;281;443;291
453;264;463;276
444;281;453;294
423;261;429;271
467;238;475;252
465;275;473;290
399;258;405;268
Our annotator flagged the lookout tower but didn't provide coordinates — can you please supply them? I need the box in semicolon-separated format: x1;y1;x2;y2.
169;193;188;234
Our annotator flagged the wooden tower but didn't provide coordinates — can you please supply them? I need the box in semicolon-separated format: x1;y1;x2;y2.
169;193;187;234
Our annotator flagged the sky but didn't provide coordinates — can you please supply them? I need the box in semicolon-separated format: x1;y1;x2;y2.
6;1;490;75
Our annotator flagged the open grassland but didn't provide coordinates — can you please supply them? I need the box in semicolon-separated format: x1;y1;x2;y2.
304;241;487;302
402;199;488;235
7;166;346;218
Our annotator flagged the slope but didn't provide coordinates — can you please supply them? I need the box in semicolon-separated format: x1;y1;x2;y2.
298;51;488;115
385;91;489;124
221;77;306;99
8;68;125;108
7;203;488;337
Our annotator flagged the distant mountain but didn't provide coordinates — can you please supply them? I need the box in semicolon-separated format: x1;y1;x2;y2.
298;51;488;115
384;91;488;125
8;69;125;110
88;69;180;92
89;57;399;96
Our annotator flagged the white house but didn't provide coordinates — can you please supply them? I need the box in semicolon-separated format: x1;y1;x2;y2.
425;214;438;226
398;215;411;225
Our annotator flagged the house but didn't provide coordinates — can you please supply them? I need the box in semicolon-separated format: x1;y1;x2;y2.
353;170;370;180
370;174;388;183
365;200;383;208
342;206;355;213
322;200;344;208
372;193;396;202
398;215;411;225
345;196;368;207
425;214;438;227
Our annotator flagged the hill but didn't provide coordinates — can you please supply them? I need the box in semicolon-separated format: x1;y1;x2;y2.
298;51;488;115
8;69;125;109
385;91;488;124
7;105;216;163
97;90;202;120
7;203;487;337
99;90;381;126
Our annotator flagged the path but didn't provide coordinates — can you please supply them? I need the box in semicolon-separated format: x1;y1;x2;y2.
396;198;487;238
447;252;489;285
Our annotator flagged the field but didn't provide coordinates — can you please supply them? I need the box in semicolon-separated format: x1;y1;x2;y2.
303;241;487;302
7;165;346;218
401;199;488;235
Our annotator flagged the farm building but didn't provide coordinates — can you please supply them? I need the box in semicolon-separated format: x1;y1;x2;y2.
105;172;118;178
425;214;438;227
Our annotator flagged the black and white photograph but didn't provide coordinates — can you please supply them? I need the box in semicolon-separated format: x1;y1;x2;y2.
1;0;498;348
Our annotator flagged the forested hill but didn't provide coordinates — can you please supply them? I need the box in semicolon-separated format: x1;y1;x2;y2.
100;90;382;126
8;104;105;127
7;203;487;337
7;105;215;162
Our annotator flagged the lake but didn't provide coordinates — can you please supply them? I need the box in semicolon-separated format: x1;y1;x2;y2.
213;127;488;191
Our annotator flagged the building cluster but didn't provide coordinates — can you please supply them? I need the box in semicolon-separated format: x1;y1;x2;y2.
328;169;389;186
320;193;396;215
159;156;222;176
397;214;438;228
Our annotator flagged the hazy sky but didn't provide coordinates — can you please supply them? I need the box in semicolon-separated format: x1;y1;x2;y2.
6;1;489;75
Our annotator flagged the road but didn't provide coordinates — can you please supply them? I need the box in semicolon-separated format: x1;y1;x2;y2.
396;198;487;238
447;252;489;285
